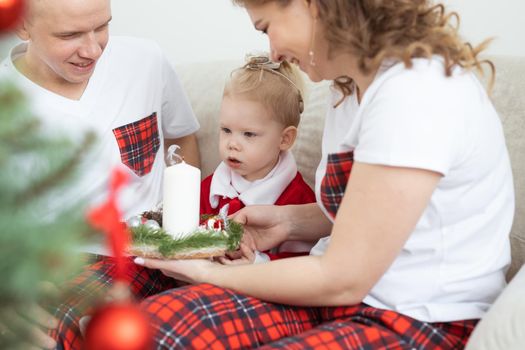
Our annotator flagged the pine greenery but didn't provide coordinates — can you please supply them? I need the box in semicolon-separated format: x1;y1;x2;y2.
0;81;93;348
131;220;243;257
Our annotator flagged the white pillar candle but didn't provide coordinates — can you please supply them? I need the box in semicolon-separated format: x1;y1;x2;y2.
163;161;200;239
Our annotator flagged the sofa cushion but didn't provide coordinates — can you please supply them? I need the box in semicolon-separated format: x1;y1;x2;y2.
465;265;525;350
488;56;525;280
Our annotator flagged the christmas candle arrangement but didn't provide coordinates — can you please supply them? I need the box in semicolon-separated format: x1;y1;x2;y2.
163;146;200;239
128;146;243;260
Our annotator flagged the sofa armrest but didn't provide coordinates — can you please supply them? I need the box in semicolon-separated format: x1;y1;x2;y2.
465;265;525;350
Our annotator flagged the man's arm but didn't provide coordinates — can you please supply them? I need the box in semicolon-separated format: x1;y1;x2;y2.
165;133;200;169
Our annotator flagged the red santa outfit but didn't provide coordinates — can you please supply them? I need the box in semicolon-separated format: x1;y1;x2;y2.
200;151;316;263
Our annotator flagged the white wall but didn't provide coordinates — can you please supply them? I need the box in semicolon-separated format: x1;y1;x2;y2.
109;0;525;63
442;0;525;57
1;0;524;61
109;0;268;64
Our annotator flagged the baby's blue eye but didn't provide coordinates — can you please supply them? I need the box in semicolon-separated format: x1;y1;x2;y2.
244;132;256;138
221;127;231;134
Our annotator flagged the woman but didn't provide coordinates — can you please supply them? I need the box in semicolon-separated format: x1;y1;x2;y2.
65;0;515;349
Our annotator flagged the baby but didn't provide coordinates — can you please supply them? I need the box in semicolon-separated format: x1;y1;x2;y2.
200;53;315;263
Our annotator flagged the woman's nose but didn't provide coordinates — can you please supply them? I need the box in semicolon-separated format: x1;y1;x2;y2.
270;47;284;63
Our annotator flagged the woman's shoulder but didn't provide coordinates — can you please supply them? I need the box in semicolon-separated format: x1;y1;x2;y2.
363;56;488;111
328;56;486;115
378;56;479;91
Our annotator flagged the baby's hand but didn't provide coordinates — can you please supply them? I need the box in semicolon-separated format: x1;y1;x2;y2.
240;232;257;251
218;243;255;265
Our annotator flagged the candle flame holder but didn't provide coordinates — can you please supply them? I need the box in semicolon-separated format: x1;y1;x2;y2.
166;144;184;166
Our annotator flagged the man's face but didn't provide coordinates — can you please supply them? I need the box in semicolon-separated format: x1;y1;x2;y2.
19;0;111;86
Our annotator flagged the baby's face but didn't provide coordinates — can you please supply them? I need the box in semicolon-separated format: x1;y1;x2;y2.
218;95;285;181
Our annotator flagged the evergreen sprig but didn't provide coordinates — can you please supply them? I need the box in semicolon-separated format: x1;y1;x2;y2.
131;220;243;257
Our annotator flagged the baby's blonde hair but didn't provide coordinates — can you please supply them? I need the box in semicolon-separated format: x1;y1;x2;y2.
224;60;304;128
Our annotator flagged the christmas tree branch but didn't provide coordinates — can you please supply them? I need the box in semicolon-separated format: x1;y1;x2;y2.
15;131;96;205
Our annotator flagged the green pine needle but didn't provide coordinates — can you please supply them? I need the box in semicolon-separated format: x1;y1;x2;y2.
131;220;243;257
0;81;92;349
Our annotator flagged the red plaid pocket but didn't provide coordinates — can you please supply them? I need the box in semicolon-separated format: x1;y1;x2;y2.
320;150;354;219
112;113;160;177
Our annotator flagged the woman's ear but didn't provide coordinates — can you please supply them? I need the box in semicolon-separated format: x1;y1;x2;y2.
304;0;319;19
280;126;298;151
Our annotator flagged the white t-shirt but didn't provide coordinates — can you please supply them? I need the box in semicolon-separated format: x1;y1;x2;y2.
313;57;514;322
0;36;199;220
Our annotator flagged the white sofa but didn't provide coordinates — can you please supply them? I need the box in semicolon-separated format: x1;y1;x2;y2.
177;56;525;349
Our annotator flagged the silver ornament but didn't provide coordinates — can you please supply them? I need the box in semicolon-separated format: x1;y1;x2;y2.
126;216;142;228
144;219;160;230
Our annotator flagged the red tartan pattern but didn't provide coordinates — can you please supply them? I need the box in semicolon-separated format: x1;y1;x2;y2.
320;150;354;219
142;283;477;350
112;112;160;177
51;256;179;350
53;259;477;350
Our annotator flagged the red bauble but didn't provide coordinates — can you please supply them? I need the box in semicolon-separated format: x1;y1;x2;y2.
0;0;25;33
84;303;153;350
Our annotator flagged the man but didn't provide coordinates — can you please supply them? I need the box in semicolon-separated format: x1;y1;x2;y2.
0;0;200;220
0;1;200;347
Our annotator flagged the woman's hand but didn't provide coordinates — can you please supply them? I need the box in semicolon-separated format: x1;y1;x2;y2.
134;257;223;284
232;203;331;251
231;205;291;251
133;206;295;284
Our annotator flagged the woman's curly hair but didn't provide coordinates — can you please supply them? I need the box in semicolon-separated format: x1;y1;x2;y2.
233;0;494;101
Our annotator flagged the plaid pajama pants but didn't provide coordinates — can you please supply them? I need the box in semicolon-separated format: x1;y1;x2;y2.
52;257;477;350
52;256;179;349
